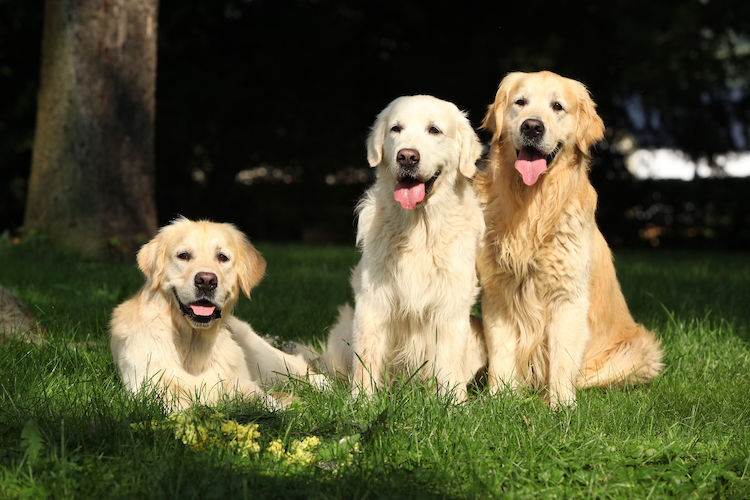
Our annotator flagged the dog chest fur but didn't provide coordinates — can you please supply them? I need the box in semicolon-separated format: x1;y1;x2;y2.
357;181;482;322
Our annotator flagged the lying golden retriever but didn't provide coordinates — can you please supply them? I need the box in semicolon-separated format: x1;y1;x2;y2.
476;71;663;408
319;95;487;400
110;217;323;410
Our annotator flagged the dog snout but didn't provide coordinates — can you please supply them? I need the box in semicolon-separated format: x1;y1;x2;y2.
396;148;420;169
520;119;545;140
194;272;217;293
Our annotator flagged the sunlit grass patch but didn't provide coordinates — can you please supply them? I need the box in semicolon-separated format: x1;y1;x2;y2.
0;238;748;497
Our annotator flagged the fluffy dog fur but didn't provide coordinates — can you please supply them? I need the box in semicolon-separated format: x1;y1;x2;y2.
110;217;322;410
476;71;663;408
318;95;487;400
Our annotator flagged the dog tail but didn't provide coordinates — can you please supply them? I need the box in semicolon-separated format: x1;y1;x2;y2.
309;304;355;378
577;324;663;388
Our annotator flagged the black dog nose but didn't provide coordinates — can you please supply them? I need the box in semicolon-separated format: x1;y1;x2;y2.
397;148;420;169
520;118;545;139
194;272;217;292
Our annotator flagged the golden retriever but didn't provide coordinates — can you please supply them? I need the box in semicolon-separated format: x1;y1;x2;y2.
318;95;487;400
110;217;323;410
476;71;663;408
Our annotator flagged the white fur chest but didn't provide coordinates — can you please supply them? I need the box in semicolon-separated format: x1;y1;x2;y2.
358;195;482;320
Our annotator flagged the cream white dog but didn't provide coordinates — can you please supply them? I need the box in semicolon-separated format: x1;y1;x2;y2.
110;217;323;410
319;95;487;400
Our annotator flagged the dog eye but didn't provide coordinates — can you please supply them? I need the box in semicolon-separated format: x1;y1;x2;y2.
514;98;526;106
552;101;564;111
177;252;191;261
217;253;230;263
390;125;402;133
428;126;442;135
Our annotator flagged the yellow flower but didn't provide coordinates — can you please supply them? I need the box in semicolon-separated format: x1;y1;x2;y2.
267;439;285;459
197;424;208;441
286;436;321;465
220;421;236;435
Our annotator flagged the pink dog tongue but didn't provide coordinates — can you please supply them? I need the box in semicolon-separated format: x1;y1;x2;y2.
515;147;548;186
394;181;426;210
190;304;215;317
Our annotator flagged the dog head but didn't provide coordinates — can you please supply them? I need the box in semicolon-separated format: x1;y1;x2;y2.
366;95;482;210
136;217;266;329
482;71;604;186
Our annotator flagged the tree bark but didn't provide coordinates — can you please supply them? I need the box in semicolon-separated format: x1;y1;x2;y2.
25;0;158;256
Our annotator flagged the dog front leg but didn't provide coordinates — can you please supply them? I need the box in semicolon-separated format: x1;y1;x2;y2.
351;302;388;397
483;290;519;395
433;319;476;402
233;379;284;411
546;298;590;409
162;370;228;410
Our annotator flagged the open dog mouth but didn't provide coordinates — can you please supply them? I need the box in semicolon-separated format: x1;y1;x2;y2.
393;170;441;210
174;290;222;324
514;142;562;186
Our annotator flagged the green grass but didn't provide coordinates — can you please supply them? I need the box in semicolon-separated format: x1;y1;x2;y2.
0;235;748;498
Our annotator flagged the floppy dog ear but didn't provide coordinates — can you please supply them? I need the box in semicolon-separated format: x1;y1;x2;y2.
481;102;502;142
575;83;605;154
457;112;482;178
236;236;266;299
481;72;523;143
137;232;167;292
366;103;391;167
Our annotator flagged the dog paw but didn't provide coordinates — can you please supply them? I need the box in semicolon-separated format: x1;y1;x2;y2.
548;390;577;411
351;382;377;400
437;381;468;404
488;377;520;397
307;373;331;390
264;394;286;412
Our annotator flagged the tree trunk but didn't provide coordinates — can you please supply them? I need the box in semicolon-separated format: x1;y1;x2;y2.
25;0;158;256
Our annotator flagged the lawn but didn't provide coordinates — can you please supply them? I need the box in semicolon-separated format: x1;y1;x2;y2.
0;235;748;498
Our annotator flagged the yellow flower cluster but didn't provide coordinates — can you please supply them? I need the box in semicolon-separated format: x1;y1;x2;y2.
133;408;262;457
169;412;206;451
267;436;321;465
266;438;286;459
131;409;339;468
219;420;262;458
290;436;321;465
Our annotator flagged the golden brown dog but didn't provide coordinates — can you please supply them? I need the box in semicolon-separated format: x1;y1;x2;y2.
110;217;324;410
476;71;663;408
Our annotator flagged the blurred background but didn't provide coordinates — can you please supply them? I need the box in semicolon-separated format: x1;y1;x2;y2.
2;0;749;250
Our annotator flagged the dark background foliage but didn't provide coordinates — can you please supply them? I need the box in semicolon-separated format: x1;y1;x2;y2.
2;0;749;248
